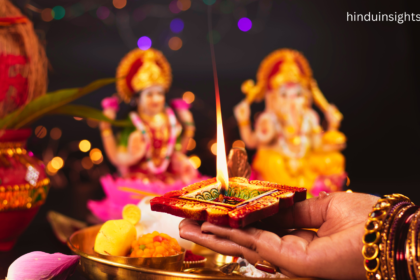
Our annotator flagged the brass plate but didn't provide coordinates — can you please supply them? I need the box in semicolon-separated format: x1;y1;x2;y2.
68;225;320;280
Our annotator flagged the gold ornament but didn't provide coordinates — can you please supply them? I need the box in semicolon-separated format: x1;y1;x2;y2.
116;48;172;103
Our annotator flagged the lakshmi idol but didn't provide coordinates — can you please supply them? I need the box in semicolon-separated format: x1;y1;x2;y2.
234;49;346;196
88;48;204;221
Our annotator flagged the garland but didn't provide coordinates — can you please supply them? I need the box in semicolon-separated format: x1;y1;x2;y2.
129;107;177;174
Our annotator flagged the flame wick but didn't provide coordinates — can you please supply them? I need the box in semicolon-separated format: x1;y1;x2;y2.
207;5;229;191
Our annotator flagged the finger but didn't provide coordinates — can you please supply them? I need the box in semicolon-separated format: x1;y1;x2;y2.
272;192;334;229
201;222;312;273
179;219;261;263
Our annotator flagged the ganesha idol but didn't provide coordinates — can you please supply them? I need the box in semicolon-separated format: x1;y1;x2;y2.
234;49;347;197
88;48;206;221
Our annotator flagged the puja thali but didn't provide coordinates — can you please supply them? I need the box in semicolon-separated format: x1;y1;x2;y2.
68;225;320;280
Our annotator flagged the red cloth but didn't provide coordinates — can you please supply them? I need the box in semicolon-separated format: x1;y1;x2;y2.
0;54;29;106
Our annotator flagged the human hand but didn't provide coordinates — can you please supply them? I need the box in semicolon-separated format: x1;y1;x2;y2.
234;100;251;122
179;192;379;280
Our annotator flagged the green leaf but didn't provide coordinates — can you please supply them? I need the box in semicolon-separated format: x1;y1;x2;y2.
0;78;115;129
49;104;131;127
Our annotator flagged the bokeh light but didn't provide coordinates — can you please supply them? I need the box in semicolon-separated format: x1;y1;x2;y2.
177;0;191;11
52;6;65;20
211;142;217;155
232;140;246;149
203;0;216;5
170;18;184;33
50;127;62;140
81;157;94;170
187;138;196;151
238;17;252;32
182;91;195;104
89;148;103;164
169;0;181;14
138;36;152;50
189;155;201;169
168;37;183;51
51;157;64;170
87;119;99;128
41;8;54;22
47;162;57;176
35;126;47;139
79;140;91;152
74;117;83;121
97;6;110;20
113;0;127;9
207;30;221;44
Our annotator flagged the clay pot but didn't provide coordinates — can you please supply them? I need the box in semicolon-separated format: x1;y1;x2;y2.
0;129;49;251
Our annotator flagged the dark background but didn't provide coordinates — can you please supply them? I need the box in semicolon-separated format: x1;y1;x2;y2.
1;0;420;278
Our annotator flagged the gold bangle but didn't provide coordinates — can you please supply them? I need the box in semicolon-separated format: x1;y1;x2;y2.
238;119;250;127
363;194;412;280
101;128;113;137
406;209;420;280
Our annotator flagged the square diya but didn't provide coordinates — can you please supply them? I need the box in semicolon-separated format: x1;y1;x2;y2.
150;177;306;228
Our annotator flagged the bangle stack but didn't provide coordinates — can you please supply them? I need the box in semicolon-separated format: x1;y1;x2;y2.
363;194;420;280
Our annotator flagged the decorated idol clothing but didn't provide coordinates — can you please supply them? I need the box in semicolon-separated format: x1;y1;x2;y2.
88;48;207;221
239;49;347;196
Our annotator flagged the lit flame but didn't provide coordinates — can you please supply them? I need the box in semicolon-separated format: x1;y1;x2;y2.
216;90;229;189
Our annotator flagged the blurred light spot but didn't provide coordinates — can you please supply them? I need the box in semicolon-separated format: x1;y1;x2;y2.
87;119;99;128
207;30;221;44
90;148;103;164
346;189;353;193
81;157;93;170
189;155;201;169
74;117;83;121
46;162;57;176
175;142;182;150
35;126;47;139
346;176;350;186
52;6;65;20
211;142;217;155
177;0;191;11
51;157;64;170
203;0;216;5
138;36;152;50
41;8;54;22
220;0;234;14
170;18;184;33
182;91;195;104
207;139;215;150
50;127;62;140
187;138;196;151
238;17;252;32
113;0;127;9
79;140;91;152
168;36;182;50
232;140;245;149
97;6;110;20
169;0;181;14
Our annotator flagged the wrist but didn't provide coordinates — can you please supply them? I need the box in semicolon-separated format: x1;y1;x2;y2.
363;194;419;280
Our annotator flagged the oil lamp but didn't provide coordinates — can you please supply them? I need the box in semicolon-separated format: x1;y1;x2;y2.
150;87;306;228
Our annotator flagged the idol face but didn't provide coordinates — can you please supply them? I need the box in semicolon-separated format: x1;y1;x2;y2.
139;85;165;116
274;82;309;116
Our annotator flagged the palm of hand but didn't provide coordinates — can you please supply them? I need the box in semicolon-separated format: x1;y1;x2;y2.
179;192;379;280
